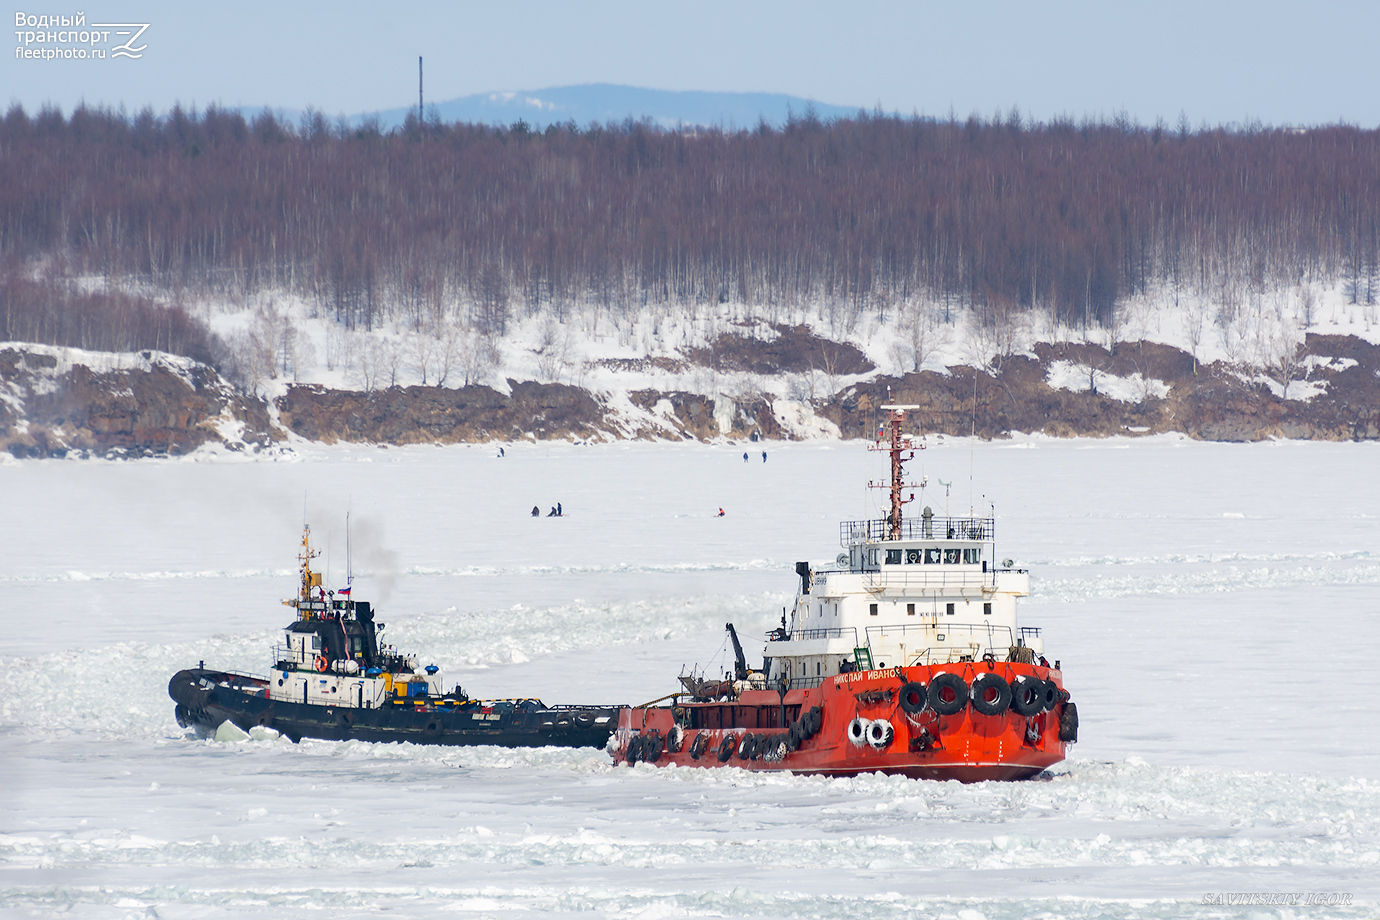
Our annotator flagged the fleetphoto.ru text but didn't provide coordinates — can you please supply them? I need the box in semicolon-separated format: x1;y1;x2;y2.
14;10;148;60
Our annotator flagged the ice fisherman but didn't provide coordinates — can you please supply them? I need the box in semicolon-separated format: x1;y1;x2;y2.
531;505;539;517
742;452;749;462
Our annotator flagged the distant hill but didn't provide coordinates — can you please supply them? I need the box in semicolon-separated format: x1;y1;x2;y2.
364;83;862;130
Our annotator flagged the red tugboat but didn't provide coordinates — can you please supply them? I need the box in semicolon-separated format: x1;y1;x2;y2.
612;405;1077;781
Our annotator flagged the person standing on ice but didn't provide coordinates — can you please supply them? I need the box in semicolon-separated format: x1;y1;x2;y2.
762;450;767;462
742;452;749;462
557;502;562;516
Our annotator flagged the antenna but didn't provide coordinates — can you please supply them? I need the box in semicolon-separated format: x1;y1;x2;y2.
346;510;354;588
969;369;978;515
418;56;424;127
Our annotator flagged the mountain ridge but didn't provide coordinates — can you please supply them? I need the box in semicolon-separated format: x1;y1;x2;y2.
235;84;863;131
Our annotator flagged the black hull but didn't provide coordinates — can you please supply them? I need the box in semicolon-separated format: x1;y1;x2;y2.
169;669;618;749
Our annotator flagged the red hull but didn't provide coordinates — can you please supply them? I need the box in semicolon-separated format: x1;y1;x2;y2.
614;662;1068;782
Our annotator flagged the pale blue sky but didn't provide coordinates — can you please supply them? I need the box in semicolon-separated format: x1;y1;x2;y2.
6;0;1378;127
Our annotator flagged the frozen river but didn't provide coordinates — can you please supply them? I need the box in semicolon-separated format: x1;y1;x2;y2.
2;436;1378;919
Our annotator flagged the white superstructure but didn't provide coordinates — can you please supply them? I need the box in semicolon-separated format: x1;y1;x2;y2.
764;406;1044;689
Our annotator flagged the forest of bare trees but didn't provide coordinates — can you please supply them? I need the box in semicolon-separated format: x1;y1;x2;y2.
1;103;1378;374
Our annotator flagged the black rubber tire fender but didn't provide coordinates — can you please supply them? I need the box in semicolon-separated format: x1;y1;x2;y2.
689;731;707;760
625;736;642;764
1041;679;1061;710
1058;701;1079;742
898;681;928;715
971;673;1012;716
642;732;663;762
927;672;969;716
1010;676;1045;717
737;733;755;760
717;735;736;762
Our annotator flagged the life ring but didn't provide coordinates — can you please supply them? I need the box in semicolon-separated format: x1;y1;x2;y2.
314;656;328;673
717;735;736;762
1010;676;1045;717
898;681;928;715
927;673;969;716
846;716;871;746
971;673;1012;716
866;718;893;750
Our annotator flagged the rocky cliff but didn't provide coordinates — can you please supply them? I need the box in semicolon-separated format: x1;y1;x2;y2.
0;346;273;458
3;334;1379;458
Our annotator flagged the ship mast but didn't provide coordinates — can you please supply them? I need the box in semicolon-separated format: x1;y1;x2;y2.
870;403;922;539
286;524;323;618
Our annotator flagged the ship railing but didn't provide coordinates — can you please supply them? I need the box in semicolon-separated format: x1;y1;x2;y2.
777;627;859;644
865;622;1015;662
778;675;827;690
840;516;995;547
862;570;996;591
201;670;270;690
270;644;312;669
1019;626;1041;639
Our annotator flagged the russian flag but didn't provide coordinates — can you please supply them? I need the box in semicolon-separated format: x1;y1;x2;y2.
338;586;352;596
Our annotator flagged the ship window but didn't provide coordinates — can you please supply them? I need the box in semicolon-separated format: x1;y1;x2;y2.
905;548;921;564
944;548;960;564
311;636;322;650
946;602;955;615
869;603;878;616
984;602;992;615
925;548;943;564
885;549;902;565
963;548;981;564
867;549;878;566
907;603;915;616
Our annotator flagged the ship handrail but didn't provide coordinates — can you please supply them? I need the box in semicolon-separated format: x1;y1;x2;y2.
775;627;859;643
865;622;1017;663
861;570;997;589
840;516;995;547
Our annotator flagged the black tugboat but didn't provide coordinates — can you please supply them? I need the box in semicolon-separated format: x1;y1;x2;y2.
169;525;619;748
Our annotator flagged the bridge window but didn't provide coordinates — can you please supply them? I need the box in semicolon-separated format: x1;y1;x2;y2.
963;548;981;564
944;548;960;564
905;548;922;564
925;548;942;564
885;549;902;565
